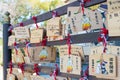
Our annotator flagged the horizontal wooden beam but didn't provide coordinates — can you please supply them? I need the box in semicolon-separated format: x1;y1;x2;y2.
85;0;106;7
8;32;120;49
13;0;106;28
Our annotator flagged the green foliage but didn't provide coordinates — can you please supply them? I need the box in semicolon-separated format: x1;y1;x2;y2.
0;0;64;25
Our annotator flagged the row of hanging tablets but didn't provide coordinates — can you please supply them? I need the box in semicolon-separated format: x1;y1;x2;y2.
8;1;120;46
7;0;120;80
7;45;120;80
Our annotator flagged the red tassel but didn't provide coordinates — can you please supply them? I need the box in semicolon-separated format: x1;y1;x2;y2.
84;0;91;3
34;64;40;75
19;23;24;27
55;64;59;76
13;42;17;46
10;29;12;33
18;63;24;74
9;60;12;74
81;3;85;15
80;0;91;15
66;34;71;55
32;16;37;21
68;44;71;55
41;36;47;47
101;28;108;36
32;16;39;29
98;37;103;42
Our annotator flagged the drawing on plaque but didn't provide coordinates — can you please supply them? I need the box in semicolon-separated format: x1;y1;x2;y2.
39;48;48;60
81;15;91;30
96;55;108;75
67;57;73;73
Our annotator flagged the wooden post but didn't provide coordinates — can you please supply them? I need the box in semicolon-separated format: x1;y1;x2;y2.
3;11;11;80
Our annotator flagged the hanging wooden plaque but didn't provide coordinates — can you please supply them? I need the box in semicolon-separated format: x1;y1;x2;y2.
30;28;44;38
107;0;120;13
66;7;104;34
108;11;120;36
60;55;81;75
28;46;56;62
8;35;15;46
14;27;30;39
89;53;117;79
47;17;62;36
59;45;84;60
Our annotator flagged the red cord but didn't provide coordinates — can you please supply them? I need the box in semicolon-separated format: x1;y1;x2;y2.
32;16;39;29
34;64;40;75
19;22;24;27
